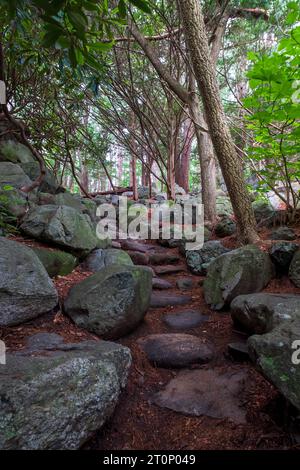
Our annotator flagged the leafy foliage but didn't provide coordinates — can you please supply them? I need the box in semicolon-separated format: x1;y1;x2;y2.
245;2;300;209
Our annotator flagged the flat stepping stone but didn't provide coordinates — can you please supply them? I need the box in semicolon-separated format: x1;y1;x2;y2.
26;333;64;352
120;240;155;253
150;293;192;307
149;253;180;265
153;369;248;424
153;265;185;275
127;250;149;265
152;278;173;290
227;342;250;361
163;310;208;329
176;278;193;290
138;333;214;368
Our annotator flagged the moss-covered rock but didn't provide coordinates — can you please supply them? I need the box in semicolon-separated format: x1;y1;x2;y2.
0;238;58;326
21;162;60;194
203;245;274;310
64;265;152;339
289;249;300;287
20;204;98;256
82;248;133;272
32;247;77;277
0;339;131;449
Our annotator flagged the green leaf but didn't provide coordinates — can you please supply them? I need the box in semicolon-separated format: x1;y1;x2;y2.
118;0;126;18
67;10;88;33
128;0;151;14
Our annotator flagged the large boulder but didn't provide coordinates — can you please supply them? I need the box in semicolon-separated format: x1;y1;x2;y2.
215;216;236;238
20;205;98;256
54;192;83;211
252;199;275;223
0;237;58;326
0;338;131;449
0;140;35;164
32;247;77;277
289;249;300;287
203;245;274;310
64;265;152;339
216;196;233;217
246;296;300;413
82;248;133;272
186;240;229;275
269;242;298;274
231;293;300;334
270;226;297;241
0;162;32;190
21;162;60;194
0;187;36;219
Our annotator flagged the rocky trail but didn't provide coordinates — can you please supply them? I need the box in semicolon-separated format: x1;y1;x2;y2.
81;240;298;450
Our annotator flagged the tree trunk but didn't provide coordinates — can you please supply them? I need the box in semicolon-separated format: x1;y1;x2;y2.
179;0;258;243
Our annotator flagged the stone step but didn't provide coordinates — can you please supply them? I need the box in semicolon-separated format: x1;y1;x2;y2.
153;265;185;275
138;333;214;368
163;310;209;329
152;278;173;290
150;293;192;308
127;250;149;265
149;253;180;265
120;240;155;253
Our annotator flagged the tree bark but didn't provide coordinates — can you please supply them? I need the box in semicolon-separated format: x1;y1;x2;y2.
179;0;258;243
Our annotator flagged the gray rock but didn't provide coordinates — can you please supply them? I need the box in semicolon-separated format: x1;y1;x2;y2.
247;300;300;413
153;264;185;275
176;278;193;290
289;249;300;287
231;293;300;334
204;245;274;310
127;250;149;265
252;200;275;223
153;369;248;424
53;192;83;211
32;247;77;277
149;252;180;265
138;333;214;368
186;240;229;275
215;217;236;238
138;186;150;199
0;140;35;164
227;342;250;361
64;265;152;339
82;248;133;272
20;205;98;256
150;292;192;308
271;226;297;241
152;278;173;290
0;238;58;326
163;310;208;329
0;187;37;219
0;161;32;189
21;162;60;194
269;242;298;273
0;339;131;449
216;196;233;217
26;332;64;352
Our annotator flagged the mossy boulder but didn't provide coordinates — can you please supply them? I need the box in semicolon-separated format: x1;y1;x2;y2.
32;247;77;277
64;265;152;339
247;300;300;413
82;248;133;272
21;162;60;194
289;249;300;287
203;245;274;310
0;339;131;449
0;237;58;326
20;205;98;256
186;240;229;275
0;162;32;190
0;140;35;164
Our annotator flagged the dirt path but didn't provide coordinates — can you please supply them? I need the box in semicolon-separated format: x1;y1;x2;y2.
86;241;291;450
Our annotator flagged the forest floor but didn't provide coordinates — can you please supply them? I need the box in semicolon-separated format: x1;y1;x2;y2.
2;227;300;450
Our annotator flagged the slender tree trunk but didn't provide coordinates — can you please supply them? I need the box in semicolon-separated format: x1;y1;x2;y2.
180;0;258;243
189;92;217;223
